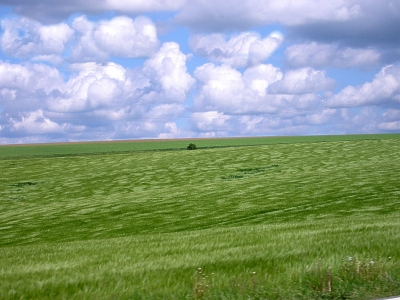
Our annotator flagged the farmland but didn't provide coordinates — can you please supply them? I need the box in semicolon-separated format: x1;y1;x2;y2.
1;134;400;299
1;133;398;159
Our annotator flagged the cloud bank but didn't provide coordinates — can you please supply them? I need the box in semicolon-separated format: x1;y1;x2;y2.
0;0;399;143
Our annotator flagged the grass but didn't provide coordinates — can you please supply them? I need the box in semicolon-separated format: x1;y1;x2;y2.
1;135;400;299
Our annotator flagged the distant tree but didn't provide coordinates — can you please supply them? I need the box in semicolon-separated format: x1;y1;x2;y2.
187;143;197;150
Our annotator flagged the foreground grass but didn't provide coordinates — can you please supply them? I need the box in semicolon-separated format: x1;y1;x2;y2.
1;136;400;298
1;218;399;299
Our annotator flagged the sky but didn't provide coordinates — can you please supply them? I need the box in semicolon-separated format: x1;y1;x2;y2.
0;0;400;144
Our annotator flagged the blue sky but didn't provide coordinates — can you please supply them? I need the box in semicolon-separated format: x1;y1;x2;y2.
0;0;399;144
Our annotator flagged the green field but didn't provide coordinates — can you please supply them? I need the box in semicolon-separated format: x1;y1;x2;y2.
1;133;399;158
1;135;400;299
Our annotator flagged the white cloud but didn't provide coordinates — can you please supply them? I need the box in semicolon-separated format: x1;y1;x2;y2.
208;106;387;137
71;15;159;62
158;121;192;139
94;16;159;57
193;63;244;112
48;62;128;113
71;16;107;62
191;111;231;132
189;62;344;135
242;64;283;96
0;61;63;100
327;64;400;107
0;88;16;101
193;63;331;115
0;17;73;59
378;121;400;131
175;1;400;58
382;109;400;122
0;61;77;139
0;42;195;142
189;110;341;137
237;115;309;136
31;54;64;65
292;108;337;126
190;31;283;68
140;42;195;103
53;42;193;125
145;103;185;120
268;68;335;94
193;63;286;114
1;1;399;142
285;43;381;68
10;110;67;134
336;107;381;133
377;109;400;131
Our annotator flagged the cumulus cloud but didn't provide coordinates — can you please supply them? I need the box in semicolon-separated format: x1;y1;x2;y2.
0;61;81;139
336;107;383;133
378;121;400;131
189;109;341;138
3;0;367;30
0;42;195;142
0;17;73;60
10;109;67;134
191;111;231;132
71;15;159;62
176;0;400;56
285;43;381;68
1;0;400;142
49;62;128;113
189;62;343;135
242;64;283;96
193;63;245;112
158;121;195;139
49;41;194;119
193;63;284;114
4;0;400;51
268;68;335;94
292;108;337;126
139;42;195;103
94;16;158;57
70;16;107;62
0;61;62;91
382;109;400;122
374;109;400;132
193;63;335;115
59;42;193;117
0;61;64;117
327;64;400;107
190;31;283;68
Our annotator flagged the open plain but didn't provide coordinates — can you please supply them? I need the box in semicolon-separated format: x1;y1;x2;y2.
1;134;400;299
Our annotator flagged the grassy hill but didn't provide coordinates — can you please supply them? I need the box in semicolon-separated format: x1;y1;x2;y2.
1;135;400;299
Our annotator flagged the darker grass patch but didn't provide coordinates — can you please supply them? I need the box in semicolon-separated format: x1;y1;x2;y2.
9;181;38;188
222;164;280;180
237;164;279;174
221;175;245;180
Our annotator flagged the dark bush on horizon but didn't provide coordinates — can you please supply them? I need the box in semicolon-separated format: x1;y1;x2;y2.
187;143;197;150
